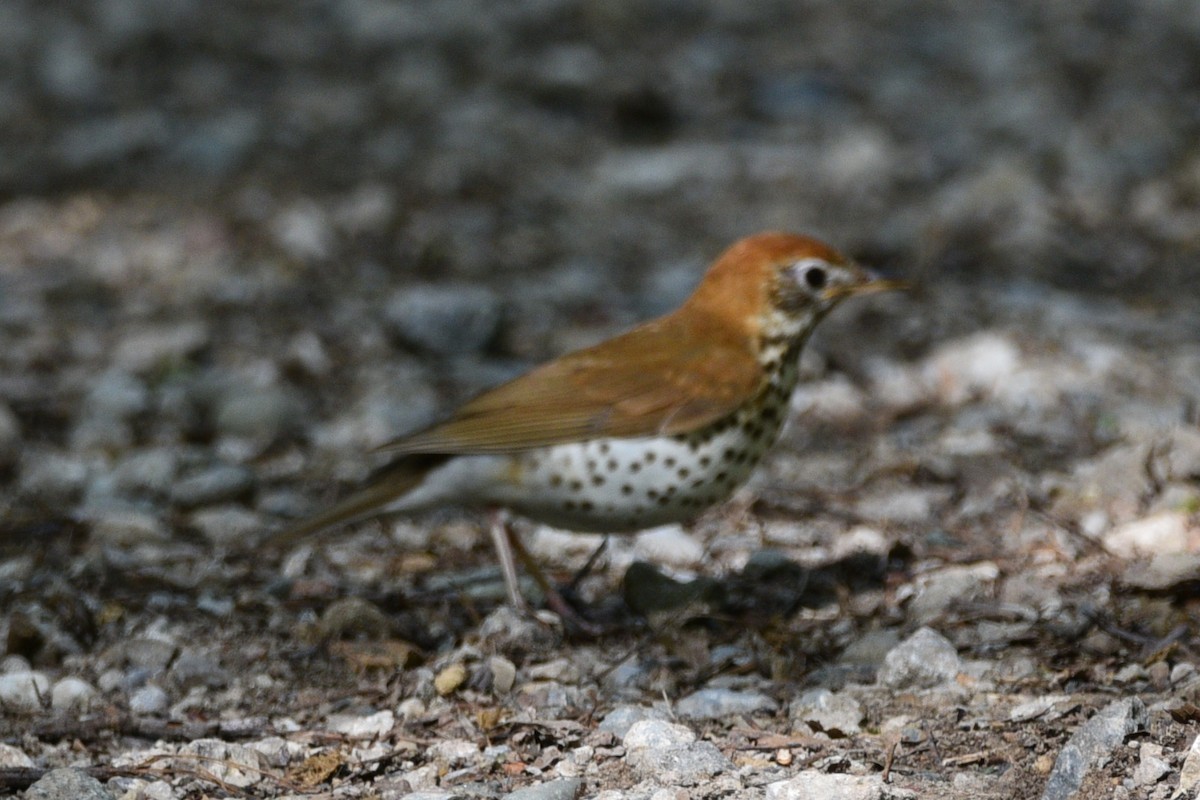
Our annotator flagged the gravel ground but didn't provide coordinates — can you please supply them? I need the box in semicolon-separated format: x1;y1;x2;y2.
2;2;1199;799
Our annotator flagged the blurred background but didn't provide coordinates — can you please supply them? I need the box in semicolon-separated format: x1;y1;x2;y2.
1;0;1198;518
3;0;1198;298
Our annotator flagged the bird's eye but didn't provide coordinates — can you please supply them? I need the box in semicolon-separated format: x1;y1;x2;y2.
803;265;827;291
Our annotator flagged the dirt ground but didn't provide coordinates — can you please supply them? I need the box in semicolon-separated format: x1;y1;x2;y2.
1;2;1199;799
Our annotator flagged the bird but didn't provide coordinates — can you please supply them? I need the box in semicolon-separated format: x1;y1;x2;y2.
277;232;902;619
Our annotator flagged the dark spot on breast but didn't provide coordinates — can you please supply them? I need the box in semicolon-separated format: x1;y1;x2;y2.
550;475;563;487
630;463;642;473
586;459;597;471
564;500;577;511
677;467;690;479
644;452;657;464
656;496;669;506
621;484;634;495
699;456;712;468
581;500;595;512
592;475;605;486
647;489;659;499
599;442;610;454
607;459;619;471
569;480;583;491
664;456;676;468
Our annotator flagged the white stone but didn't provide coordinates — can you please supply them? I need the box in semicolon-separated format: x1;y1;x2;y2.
427;738;479;765
0;743;34;768
177;740;264;788
623;719;697;749
767;770;917;799
0;671;50;712
129;684;169;714
51;677;97;711
922;333;1021;406
329;709;395;739
1104;512;1195;558
634;525;704;567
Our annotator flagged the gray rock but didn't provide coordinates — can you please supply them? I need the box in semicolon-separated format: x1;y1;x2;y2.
766;771;917;800
0;742;33;767
1164;426;1200;480
170;464;255;508
113;323;209;374
488;655;516;694
214;386;303;441
56;110;169;171
503;777;584;800
478;605;560;660
790;689;864;737
1130;742;1170;786
623;719;695;749
877;627;961;689
111;448;180;497
839;629;902;667
129;684;169;715
1178;729;1200;798
1040;698;1147;800
625;741;731;784
0;670;50;712
81;370;149;421
177;739;264;788
170;648;229;689
18;451;89;506
187;506;264;547
384;284;503;356
87;510;171;547
598;704;669;738
907;563;999;623
675;687;777;720
24;767;114;800
50;677;97;711
120;637;177;670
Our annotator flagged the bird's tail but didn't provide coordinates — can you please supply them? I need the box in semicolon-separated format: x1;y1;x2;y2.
269;453;451;549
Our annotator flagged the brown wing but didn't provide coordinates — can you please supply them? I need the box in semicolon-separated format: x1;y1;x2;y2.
377;311;762;455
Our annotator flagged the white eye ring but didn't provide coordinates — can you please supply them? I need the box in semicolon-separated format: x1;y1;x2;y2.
792;257;830;292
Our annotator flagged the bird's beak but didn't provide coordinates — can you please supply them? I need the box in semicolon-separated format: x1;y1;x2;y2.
822;266;908;301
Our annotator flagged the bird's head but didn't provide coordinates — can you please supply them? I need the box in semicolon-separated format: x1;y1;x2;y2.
686;231;904;344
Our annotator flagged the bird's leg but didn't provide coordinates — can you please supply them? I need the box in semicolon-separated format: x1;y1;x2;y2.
489;514;603;636
487;508;529;612
565;536;609;595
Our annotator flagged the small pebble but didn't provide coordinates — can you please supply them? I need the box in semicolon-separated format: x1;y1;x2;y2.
790;689;864;737
877;627;961;689
503;777;584;800
489;656;516;694
434;663;468;696
623;719;696;749
170;464;255;509
129;684;169;715
329;709;395;739
598;704;670;738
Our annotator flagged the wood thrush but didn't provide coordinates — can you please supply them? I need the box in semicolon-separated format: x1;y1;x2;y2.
278;232;902;616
